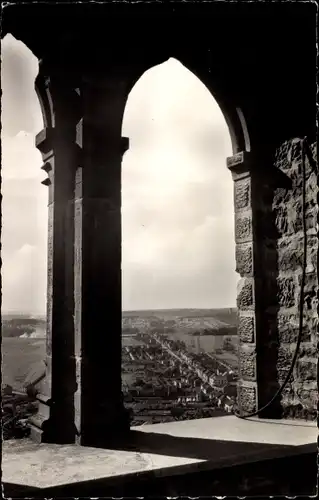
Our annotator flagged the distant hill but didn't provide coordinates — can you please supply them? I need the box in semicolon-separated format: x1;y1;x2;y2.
123;308;238;325
2;313;33;320
190;326;237;336
2;308;238;338
203;309;238;326
2;313;46;321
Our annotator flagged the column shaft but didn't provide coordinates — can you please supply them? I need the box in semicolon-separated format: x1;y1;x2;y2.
29;72;80;443
74;75;131;446
228;151;291;418
228;152;259;415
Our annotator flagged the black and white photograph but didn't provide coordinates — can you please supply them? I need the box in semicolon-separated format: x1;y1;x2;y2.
1;0;317;496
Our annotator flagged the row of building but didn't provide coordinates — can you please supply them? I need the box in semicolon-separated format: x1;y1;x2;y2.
122;333;237;421
151;333;234;388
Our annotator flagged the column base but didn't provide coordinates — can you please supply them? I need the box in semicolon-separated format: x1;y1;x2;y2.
257;406;283;420
77;405;131;448
28;394;76;445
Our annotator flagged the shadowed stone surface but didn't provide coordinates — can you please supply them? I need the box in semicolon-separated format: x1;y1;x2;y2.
237;279;254;309
236;244;253;276
296;360;317;381
277;277;296;308
239;347;256;380
272;140;318;418
238;385;257;412
2;416;316;494
277;314;312;343
235;179;251;211
235;214;253;243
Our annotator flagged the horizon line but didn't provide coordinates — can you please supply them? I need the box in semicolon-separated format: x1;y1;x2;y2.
2;306;237;316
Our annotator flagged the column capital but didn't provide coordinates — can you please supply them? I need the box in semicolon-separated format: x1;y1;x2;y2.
36;127;54;155
227;151;252;169
227;151;292;188
35;69;82;131
121;136;129;156
227;151;253;180
36;127;81;196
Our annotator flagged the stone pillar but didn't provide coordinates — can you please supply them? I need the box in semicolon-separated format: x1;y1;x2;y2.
227;152;259;415
73;71;132;446
228;151;292;418
29;67;81;443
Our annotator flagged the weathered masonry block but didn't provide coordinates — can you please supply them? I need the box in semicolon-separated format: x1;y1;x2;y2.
238;315;255;343
236;244;253;276
237;384;257;413
235;213;253;243
277;277;296;308
237;278;254;309
239;345;256;380
234;178;251;210
277;313;312;343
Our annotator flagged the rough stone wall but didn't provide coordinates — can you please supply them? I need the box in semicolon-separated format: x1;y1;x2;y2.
235;140;317;420
272;139;318;419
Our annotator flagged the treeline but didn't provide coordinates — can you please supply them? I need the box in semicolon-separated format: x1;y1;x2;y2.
190;326;237;336
122;327;139;334
2;318;45;338
123;308;238;320
2;325;35;338
3;318;45;327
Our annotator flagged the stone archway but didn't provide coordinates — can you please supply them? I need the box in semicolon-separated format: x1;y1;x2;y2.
29;49;253;445
2;1;316;446
120;57;238;423
121;56;237;311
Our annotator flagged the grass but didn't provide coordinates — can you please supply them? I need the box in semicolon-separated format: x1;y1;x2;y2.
2;338;46;391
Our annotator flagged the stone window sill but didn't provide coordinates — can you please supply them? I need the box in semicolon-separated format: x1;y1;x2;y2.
3;415;317;497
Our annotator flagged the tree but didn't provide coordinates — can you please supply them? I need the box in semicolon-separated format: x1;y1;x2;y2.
171;407;184;418
223;337;234;352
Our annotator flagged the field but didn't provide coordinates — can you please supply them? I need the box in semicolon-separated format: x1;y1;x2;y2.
2;338;45;391
214;351;238;368
2;308;237;391
2;336;145;391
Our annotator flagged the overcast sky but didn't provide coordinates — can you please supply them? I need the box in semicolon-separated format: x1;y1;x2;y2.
1;34;237;315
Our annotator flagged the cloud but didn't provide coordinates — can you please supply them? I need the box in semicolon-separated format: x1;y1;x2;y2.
121;58;237;310
2;243;47;315
1;39;237;314
1;130;43;179
1;177;48;314
1;34;42;136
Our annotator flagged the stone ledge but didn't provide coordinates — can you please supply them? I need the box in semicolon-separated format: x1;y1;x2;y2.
3;415;317;497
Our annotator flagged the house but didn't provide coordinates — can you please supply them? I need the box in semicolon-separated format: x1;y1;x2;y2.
224;396;235;413
209;372;228;388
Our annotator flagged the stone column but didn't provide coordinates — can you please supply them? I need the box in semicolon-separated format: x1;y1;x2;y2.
228;151;291;418
29;67;81;443
227;152;259;415
73;71;133;447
